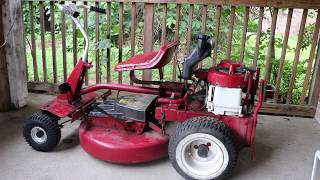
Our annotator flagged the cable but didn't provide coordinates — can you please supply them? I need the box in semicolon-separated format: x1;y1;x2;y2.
0;0;19;48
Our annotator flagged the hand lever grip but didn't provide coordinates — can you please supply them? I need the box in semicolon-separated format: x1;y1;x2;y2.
58;3;80;18
90;6;106;14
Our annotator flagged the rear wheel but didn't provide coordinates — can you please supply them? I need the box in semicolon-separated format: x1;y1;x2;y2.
169;116;238;180
23;112;61;152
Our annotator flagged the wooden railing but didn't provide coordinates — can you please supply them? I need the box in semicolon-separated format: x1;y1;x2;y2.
23;0;320;117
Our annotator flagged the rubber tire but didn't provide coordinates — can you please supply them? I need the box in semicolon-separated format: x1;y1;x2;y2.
169;116;238;180
23;112;61;152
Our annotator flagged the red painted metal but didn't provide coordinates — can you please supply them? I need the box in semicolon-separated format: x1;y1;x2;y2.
79;120;169;164
207;68;245;88
41;92;96;118
79;84;159;96
115;41;177;71
154;80;265;147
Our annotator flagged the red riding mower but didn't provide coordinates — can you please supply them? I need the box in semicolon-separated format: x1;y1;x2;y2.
23;3;264;180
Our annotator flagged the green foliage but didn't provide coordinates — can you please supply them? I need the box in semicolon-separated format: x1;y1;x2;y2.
22;2;317;104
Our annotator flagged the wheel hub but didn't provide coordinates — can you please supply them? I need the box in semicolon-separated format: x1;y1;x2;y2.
195;143;210;158
176;133;229;179
30;126;47;144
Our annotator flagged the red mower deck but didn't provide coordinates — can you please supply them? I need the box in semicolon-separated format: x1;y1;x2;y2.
79;121;169;164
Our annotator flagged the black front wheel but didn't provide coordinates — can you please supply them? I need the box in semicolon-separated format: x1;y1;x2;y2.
23;112;61;152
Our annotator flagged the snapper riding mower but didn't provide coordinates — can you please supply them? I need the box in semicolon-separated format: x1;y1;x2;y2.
23;3;265;180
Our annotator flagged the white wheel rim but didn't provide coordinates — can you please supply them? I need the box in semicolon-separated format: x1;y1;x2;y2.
30;126;47;144
176;133;229;179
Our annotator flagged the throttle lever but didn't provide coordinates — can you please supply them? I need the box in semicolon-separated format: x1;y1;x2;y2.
90;6;106;14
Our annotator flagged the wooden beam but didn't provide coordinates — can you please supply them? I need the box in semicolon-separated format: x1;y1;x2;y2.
32;0;320;9
264;8;278;84
1;0;28;108
142;3;154;81
286;9;308;104
260;103;316;117
273;8;293;103
226;6;235;59
0;2;11;111
253;7;264;68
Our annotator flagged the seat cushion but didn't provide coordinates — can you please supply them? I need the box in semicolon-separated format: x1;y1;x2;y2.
115;52;158;72
115;41;177;72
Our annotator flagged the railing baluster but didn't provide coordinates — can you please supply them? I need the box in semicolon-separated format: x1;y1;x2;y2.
49;1;57;83
106;2;111;83
130;2;137;85
198;4;207;68
226;6;235;59
300;10;320;105
39;1;47;83
118;2;124;84
239;6;249;62
213;5;221;66
83;1;89;85
72;1;77;67
186;4;193;54
95;2;100;83
28;1;38;82
286;9;308;104
61;1;67;82
264;8;278;84
201;5;207;33
253;7;264;68
143;3;154;81
161;4;167;45
273;8;293;103
172;4;181;81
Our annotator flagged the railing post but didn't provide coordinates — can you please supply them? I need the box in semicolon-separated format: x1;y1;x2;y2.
142;3;154;81
0;0;27;109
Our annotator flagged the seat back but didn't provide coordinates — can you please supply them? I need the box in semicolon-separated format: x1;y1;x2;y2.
153;41;178;69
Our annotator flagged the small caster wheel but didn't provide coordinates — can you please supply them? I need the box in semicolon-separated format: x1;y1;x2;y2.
23;112;61;152
169;116;238;180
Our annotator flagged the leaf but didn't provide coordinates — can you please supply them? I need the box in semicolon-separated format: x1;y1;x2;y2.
96;39;111;50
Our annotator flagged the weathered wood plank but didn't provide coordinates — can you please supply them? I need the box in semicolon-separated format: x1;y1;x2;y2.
172;4;181;81
213;5;221;66
61;1;67;81
0;3;11;111
118;2;124;83
32;0;320;9
2;0;28;108
264;8;278;84
39;1;47;82
309;42;320;106
83;1;89;85
106;2;111;83
273;8;293;103
161;3;167;45
143;3;154;81
130;2;137;85
300;10;320;104
28;1;39;82
49;2;57;83
95;2;100;83
260;103;316;117
130;2;137;57
72;1;77;67
201;5;207;33
286;9;308;104
253;7;264;68
226;6;235;59
239;6;249;62
186;4;193;53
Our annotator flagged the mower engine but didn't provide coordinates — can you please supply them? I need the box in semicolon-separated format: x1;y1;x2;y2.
206;60;249;116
